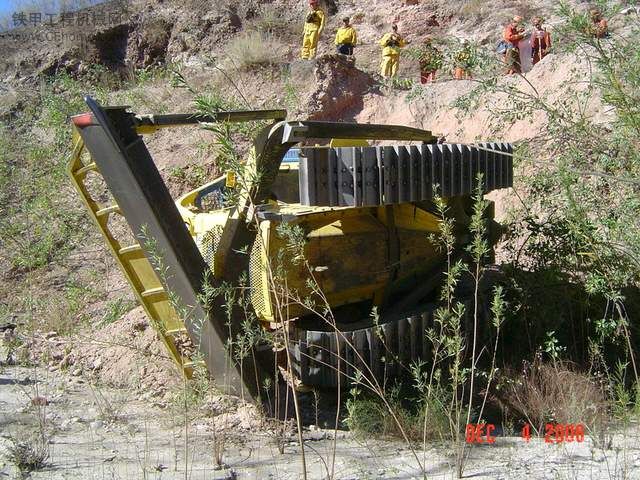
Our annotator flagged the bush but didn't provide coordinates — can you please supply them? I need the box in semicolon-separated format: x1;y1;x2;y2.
7;436;49;474
501;358;608;434
226;31;287;70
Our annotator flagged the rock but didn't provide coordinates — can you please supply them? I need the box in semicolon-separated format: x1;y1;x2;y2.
90;420;104;429
72;368;82;376
93;357;102;370
377;468;386;476
307;431;326;441
45;331;58;339
31;396;48;406
303;55;376;121
59;355;73;368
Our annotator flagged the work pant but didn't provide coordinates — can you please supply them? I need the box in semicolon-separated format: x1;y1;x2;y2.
380;54;399;77
337;44;354;55
420;69;436;83
301;28;320;59
504;47;521;74
453;67;470;80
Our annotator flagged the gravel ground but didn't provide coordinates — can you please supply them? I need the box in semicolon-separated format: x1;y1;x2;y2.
2;363;640;480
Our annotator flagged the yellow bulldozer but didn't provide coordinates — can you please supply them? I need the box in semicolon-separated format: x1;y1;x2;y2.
68;97;512;398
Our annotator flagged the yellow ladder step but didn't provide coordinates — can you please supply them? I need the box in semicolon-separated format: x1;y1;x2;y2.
95;205;121;217
166;328;189;335
182;360;206;369
141;287;166;298
118;244;142;256
74;162;98;176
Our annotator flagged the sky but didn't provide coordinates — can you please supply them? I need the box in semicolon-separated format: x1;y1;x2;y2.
0;1;14;16
0;0;106;17
0;0;107;28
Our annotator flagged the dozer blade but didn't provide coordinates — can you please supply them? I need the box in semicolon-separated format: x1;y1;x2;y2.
69;97;270;398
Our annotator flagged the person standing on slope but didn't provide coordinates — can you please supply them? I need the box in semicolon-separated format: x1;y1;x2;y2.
335;16;358;56
418;37;443;83
530;16;551;65
379;24;407;78
301;0;325;59
503;15;526;74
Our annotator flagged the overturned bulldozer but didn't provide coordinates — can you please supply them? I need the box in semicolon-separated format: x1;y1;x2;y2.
68;97;512;398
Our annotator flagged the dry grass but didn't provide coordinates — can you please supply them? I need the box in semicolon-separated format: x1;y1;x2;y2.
7;435;49;475
501;357;608;435
252;4;303;37
226;31;288;70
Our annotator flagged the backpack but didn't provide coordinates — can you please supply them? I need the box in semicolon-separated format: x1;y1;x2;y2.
496;40;510;54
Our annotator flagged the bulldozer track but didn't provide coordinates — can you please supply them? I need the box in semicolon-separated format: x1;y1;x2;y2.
289;301;472;389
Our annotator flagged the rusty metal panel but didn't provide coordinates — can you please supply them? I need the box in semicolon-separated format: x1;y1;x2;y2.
469;143;480;193
337;148;353;206
397;317;409;365
441;144;452;197
484;143;496;192
430;144;443;197
353;148;363;206
382;321;397;377
419;144;432;201
459;144;472;195
500;143;511;188
382;146;399;204
327;148;339;206
450;144;461;197
298;151;309;204
314;148;330;205
493;142;503;189
409;146;421;202
362;147;381;206
366;328;381;380
298;149;313;205
396;146;410;204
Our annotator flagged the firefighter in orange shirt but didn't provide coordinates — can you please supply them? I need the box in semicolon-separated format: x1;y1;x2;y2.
530;17;551;65
503;15;526;74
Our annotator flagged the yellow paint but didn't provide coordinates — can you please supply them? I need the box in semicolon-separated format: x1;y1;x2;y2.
329;138;369;147
67;129;196;377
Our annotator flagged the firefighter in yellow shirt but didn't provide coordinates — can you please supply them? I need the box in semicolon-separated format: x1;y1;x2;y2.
335;17;357;56
301;0;325;59
379;24;407;77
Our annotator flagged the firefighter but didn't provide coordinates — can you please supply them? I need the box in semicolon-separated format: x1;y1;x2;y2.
589;8;608;38
530;16;551;65
379;24;407;78
452;40;474;79
503;15;526;74
301;0;325;59
418;37;443;83
335;16;357;56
